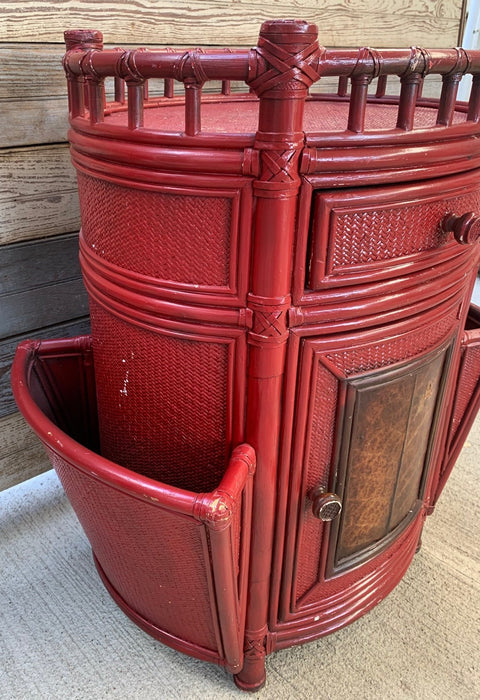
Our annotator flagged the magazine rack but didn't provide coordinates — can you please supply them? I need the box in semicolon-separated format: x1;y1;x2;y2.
12;19;480;690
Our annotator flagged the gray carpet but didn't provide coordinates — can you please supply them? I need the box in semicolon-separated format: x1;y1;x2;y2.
1;417;479;700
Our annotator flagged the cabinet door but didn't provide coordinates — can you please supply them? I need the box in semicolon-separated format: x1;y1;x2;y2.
278;301;461;630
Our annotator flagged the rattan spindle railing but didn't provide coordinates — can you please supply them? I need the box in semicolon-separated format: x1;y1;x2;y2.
376;74;388;98
114;75;125;104
126;80;144;129
468;73;480;121
63;31;480;137
437;72;463;126
396;73;423;130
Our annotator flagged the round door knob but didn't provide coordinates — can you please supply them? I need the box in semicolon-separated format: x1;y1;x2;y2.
310;489;342;521
441;212;480;245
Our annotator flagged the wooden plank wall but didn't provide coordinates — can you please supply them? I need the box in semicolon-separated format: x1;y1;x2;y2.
0;0;466;490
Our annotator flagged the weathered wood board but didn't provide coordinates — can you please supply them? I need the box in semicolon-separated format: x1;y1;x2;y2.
0;44;67;99
0;98;69;148
0;145;80;245
0;1;464;48
1;232;90;417
0;231;82;296
0;412;51;491
1;278;88;338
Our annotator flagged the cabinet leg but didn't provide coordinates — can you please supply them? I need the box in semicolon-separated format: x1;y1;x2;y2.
234;631;267;692
234;656;266;692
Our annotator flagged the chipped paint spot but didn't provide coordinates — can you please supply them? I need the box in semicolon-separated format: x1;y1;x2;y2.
120;369;130;396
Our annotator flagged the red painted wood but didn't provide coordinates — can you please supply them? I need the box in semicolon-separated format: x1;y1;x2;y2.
11;18;480;691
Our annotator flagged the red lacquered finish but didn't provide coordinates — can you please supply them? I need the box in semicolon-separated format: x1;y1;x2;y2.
11;19;480;691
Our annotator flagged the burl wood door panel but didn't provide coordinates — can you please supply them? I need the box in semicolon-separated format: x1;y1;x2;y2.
330;343;448;573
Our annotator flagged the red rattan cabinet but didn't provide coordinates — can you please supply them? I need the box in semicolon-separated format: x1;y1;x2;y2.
11;19;480;691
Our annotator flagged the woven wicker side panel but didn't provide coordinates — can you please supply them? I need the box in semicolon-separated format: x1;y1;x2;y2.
90;301;230;493
77;173;232;287
449;344;480;443
50;451;219;652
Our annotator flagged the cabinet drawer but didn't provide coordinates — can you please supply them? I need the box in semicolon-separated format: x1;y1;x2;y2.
307;172;480;290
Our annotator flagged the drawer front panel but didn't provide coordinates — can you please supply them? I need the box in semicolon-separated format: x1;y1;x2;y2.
307;171;480;290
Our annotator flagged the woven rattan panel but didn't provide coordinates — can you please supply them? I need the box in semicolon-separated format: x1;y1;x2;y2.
77;173;233;287
329;191;480;271
51;450;219;652
89;300;230;493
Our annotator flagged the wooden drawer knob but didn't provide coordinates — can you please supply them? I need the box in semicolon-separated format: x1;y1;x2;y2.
310;489;342;521
442;212;480;245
